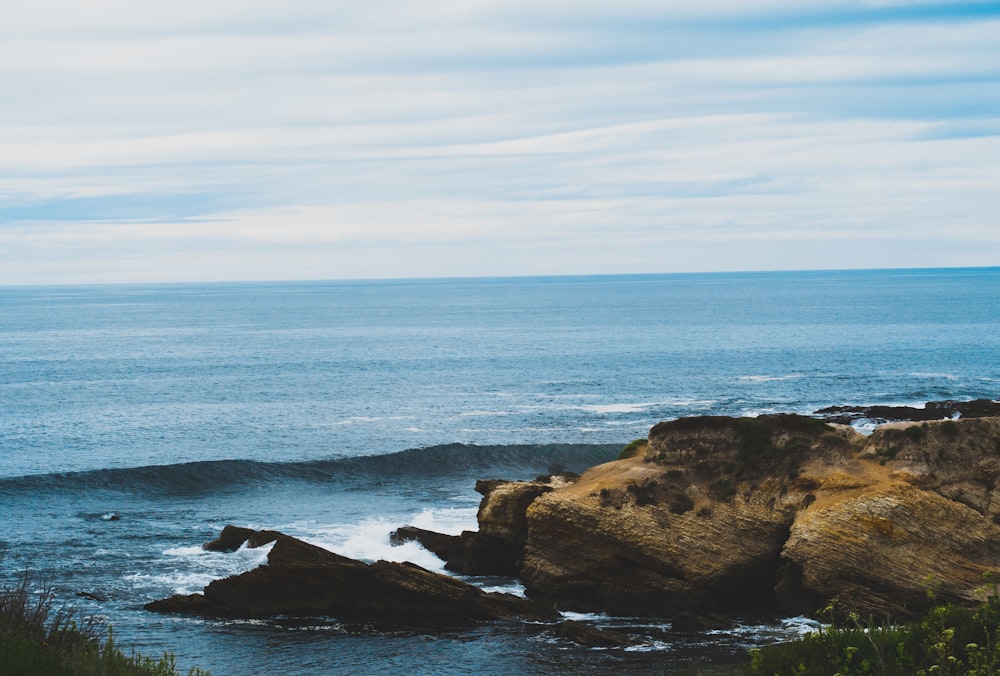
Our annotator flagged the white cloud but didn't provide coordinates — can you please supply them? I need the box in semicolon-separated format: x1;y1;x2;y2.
1;1;998;284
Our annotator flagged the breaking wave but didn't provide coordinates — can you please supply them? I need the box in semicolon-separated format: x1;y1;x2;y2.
0;443;621;496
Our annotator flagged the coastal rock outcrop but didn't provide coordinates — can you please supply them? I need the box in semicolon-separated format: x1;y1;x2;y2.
146;528;555;626
391;477;563;576
813;398;1000;426
412;412;1000;626
148;406;1000;632
519;415;863;622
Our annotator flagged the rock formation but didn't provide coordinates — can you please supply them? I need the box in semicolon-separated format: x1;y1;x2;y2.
813;398;1000;425
413;412;1000;627
390;477;564;575
146;528;555;626
148;404;1000;635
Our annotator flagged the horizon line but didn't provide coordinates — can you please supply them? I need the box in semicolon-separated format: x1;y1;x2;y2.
2;264;998;290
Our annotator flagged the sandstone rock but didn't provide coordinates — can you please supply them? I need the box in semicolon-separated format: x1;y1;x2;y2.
782;479;995;620
392;478;557;576
512;414;1000;624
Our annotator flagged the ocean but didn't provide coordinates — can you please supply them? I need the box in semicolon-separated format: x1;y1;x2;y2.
2;268;999;674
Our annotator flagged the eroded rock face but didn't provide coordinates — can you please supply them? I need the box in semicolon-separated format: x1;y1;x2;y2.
392;477;560;576
782;481;995;619
149;414;1000;631
146;529;555;626
514;415;1000;624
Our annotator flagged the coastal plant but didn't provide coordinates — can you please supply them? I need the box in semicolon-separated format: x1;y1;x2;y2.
618;438;647;460
746;573;1000;676
0;562;209;675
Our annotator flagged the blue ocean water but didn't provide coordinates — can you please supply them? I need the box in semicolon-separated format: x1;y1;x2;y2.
1;268;998;674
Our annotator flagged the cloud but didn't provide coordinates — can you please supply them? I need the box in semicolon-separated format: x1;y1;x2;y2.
0;1;998;284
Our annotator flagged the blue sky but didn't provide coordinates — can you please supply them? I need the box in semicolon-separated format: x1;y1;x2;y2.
2;1;998;284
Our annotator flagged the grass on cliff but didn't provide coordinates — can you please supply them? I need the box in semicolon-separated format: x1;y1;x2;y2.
747;577;1000;675
0;565;209;676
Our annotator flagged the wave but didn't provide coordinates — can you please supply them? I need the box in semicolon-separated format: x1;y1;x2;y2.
0;443;622;496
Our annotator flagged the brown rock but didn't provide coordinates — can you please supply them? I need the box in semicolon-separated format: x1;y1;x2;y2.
518;415;862;620
515;414;1000;623
782;479;996;620
392;478;559;576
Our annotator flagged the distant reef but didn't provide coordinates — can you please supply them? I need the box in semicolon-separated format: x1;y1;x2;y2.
148;399;1000;640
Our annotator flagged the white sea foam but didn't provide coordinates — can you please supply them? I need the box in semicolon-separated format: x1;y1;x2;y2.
623;639;672;653
581;402;654;414
332;416;382;426
477;580;526;596
128;541;275;595
408;507;478;535
303;507;478;573
738;375;803;383
850;420;880;435
559;611;612;622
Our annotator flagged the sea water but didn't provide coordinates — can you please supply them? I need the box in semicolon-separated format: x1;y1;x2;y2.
2;268;999;674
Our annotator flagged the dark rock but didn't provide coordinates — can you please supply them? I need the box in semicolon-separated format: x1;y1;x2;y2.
389;526;462;562
552;620;640;647
77;591;107;602
814;399;1000;425
145;593;214;615
203;525;284;552
669;611;733;632
146;528;556;627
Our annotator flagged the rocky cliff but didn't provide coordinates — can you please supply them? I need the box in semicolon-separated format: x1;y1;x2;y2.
148;410;1000;633
433;414;1000;626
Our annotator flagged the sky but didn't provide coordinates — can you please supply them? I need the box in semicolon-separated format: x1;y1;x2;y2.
1;1;999;285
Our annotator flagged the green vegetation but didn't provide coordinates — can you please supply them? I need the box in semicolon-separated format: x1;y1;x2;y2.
618;438;647;460
904;424;928;442
747;577;1000;675
0;565;209;676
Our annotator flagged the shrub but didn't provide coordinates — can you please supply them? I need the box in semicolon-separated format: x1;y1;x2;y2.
904;424;927;442
746;576;1000;675
0;563;209;675
618;438;647;460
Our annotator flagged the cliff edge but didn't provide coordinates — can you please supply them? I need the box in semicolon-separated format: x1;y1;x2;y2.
436;414;1000;626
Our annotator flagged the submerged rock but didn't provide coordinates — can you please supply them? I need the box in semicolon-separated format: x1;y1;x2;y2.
552;619;641;647
146;528;555;627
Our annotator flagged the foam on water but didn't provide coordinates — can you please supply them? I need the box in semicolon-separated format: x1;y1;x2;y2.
128;541;276;595
408;507;478;535
301;510;481;573
738;375;803;383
